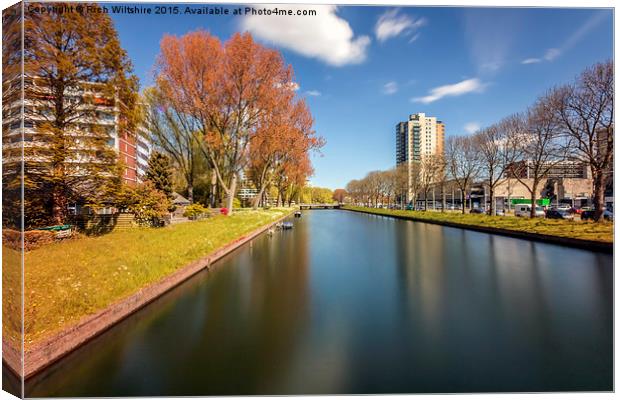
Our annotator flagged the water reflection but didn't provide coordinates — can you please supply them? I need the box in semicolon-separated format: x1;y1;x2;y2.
26;210;612;395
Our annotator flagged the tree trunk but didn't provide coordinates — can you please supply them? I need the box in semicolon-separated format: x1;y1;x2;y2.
187;184;194;204
226;174;237;215
592;170;606;222
210;170;217;208
461;189;466;214
52;184;67;225
489;186;495;216
252;186;266;210
529;181;538;218
441;185;446;213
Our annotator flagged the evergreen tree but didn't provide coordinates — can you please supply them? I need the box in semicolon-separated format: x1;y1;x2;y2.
145;152;174;198
3;2;139;227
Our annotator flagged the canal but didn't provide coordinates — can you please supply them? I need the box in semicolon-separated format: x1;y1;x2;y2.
26;210;612;395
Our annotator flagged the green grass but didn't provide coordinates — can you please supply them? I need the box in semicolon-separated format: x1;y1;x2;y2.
2;246;21;349
344;206;613;243
14;208;292;348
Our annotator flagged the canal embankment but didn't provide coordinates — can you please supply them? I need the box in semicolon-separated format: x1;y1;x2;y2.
343;206;613;253
4;208;295;378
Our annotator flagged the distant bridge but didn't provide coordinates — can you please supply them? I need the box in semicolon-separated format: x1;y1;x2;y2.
299;204;342;210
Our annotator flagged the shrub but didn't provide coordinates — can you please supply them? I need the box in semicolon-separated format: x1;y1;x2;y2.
233;197;241;209
183;203;210;220
119;182;172;227
3;229;56;251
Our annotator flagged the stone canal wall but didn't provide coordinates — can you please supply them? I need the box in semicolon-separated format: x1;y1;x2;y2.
7;211;294;379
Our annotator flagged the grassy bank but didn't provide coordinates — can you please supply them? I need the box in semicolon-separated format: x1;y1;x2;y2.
2;246;21;349
8;208;292;348
344;206;613;243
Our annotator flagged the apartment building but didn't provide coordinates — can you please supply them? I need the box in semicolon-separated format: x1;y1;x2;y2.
136;132;152;181
2;76;148;187
395;113;445;202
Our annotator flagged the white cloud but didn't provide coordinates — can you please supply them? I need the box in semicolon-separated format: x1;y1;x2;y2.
305;90;321;96
408;33;420;43
463;9;520;76
375;9;426;43
523;11;608;66
480;61;501;72
412;78;487;104
544;48;561;61
240;5;370;67
464;122;481;134
521;58;541;64
382;81;398;95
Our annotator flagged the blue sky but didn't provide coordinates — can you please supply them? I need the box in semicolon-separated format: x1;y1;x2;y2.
109;4;613;189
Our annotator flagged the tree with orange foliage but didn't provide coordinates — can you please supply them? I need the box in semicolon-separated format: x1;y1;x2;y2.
248;96;323;209
155;31;302;214
275;153;315;206
332;189;347;204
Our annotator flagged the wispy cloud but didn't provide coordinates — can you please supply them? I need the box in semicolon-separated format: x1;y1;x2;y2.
521;58;541;64
241;5;370;66
463;9;521;75
412;78;487;104
408;33;420;43
544;48;561;61
375;8;426;43
522;11;608;66
382;81;398;95
464;122;481;134
305;90;321;97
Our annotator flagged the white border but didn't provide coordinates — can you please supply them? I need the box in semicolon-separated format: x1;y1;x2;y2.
0;1;616;400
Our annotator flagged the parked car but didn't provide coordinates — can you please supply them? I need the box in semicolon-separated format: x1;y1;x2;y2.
469;208;484;214
514;204;545;217
568;207;583;215
545;209;573;220
581;209;613;221
406;204;414;211
495;209;506;216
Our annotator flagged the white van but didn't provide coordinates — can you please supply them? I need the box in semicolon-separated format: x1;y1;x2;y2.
514;204;545;217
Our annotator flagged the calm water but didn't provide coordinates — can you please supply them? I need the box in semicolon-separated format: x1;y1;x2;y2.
26;210;613;396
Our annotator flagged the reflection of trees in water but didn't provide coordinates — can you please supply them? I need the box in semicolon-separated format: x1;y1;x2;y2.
393;220;447;376
484;236;612;389
392;221;612;391
24;213;613;395
148;217;313;395
26;220;312;396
